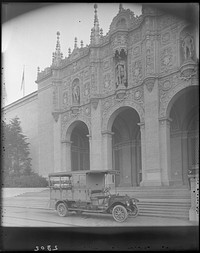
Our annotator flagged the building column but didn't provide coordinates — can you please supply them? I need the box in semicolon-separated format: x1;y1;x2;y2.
53;115;62;173
61;140;72;172
138;122;146;186
141;79;162;186
159;117;172;185
102;131;114;171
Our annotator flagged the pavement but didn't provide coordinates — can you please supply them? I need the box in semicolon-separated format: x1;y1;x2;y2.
1;187;199;226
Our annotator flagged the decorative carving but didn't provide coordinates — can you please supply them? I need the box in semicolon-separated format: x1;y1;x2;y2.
71;105;80;115
103;72;112;90
90;97;99;110
132;60;143;83
84;106;91;116
161;31;171;45
132;45;141;58
134;89;142;100
112;34;128;55
52;111;60;122
90;65;98;93
72;79;80;104
61;111;91;142
102;98;144;131
179;63;197;81
145;39;154;75
161;80;172;91
83;82;90;97
161;47;173;72
115;89;127;100
103;59;110;70
146;81;154;92
84;67;90;80
63;91;68;107
159;70;198;118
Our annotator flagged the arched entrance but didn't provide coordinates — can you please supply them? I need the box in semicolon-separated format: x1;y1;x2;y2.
111;107;141;187
70;121;90;171
169;86;199;186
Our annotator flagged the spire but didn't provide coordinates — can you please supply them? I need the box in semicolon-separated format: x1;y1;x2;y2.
90;3;100;45
94;3;99;27
74;37;78;49
119;3;123;12
52;31;63;67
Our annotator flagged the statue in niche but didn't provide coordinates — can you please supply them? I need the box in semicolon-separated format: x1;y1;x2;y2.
115;54;127;88
72;80;80;104
182;34;194;61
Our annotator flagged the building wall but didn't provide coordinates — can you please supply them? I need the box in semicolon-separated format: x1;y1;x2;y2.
3;5;198;186
2;92;39;174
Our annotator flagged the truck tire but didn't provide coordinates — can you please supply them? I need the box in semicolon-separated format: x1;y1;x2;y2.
112;205;128;222
57;202;68;217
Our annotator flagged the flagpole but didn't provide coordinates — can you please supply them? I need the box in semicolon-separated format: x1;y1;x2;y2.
23;65;25;97
21;65;25;97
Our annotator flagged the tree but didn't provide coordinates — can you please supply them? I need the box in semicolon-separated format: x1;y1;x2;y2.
2;117;32;179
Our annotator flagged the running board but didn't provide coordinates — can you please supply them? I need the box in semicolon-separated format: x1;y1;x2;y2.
68;208;107;213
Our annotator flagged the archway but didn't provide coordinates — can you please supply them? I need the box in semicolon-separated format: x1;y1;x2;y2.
111;107;141;187
70;121;90;171
169;86;199;186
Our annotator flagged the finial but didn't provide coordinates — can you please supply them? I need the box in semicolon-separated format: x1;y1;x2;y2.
80;40;83;48
74;37;77;49
119;3;123;12
52;31;63;67
68;48;71;56
94;3;99;26
100;28;103;37
37;66;40;73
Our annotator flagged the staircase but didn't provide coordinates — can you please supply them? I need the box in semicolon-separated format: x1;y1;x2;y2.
114;186;191;219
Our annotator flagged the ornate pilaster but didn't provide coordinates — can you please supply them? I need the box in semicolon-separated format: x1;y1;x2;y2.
101;131;114;170
159;117;172;185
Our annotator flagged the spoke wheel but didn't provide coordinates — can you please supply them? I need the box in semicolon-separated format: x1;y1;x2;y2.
57;202;68;217
112;205;128;222
129;205;139;218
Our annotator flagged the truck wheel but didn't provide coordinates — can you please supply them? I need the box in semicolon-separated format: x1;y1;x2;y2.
112;205;128;222
129;205;139;217
57;202;68;217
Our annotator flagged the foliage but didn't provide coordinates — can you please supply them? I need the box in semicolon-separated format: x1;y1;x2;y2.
2;116;48;187
3;173;48;188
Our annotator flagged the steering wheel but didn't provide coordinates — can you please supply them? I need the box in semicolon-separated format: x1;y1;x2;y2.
103;187;111;196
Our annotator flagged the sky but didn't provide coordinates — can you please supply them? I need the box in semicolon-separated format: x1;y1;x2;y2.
2;3;142;106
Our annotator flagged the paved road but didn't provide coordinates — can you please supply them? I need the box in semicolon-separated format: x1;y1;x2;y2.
1;189;198;227
2;204;197;227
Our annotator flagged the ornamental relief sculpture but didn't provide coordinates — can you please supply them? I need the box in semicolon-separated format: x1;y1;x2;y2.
90;65;98;94
101;96;145;131
132;45;141;58
132;59;143;84
63;91;69;109
160;31;171;46
159;71;198;117
160;46;175;72
102;87;144;117
103;72;113;92
61;108;91;141
145;39;154;75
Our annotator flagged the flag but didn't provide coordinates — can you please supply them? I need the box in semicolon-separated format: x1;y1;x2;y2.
21;66;25;96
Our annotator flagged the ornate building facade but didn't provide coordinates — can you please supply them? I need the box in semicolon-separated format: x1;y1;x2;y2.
3;4;199;219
